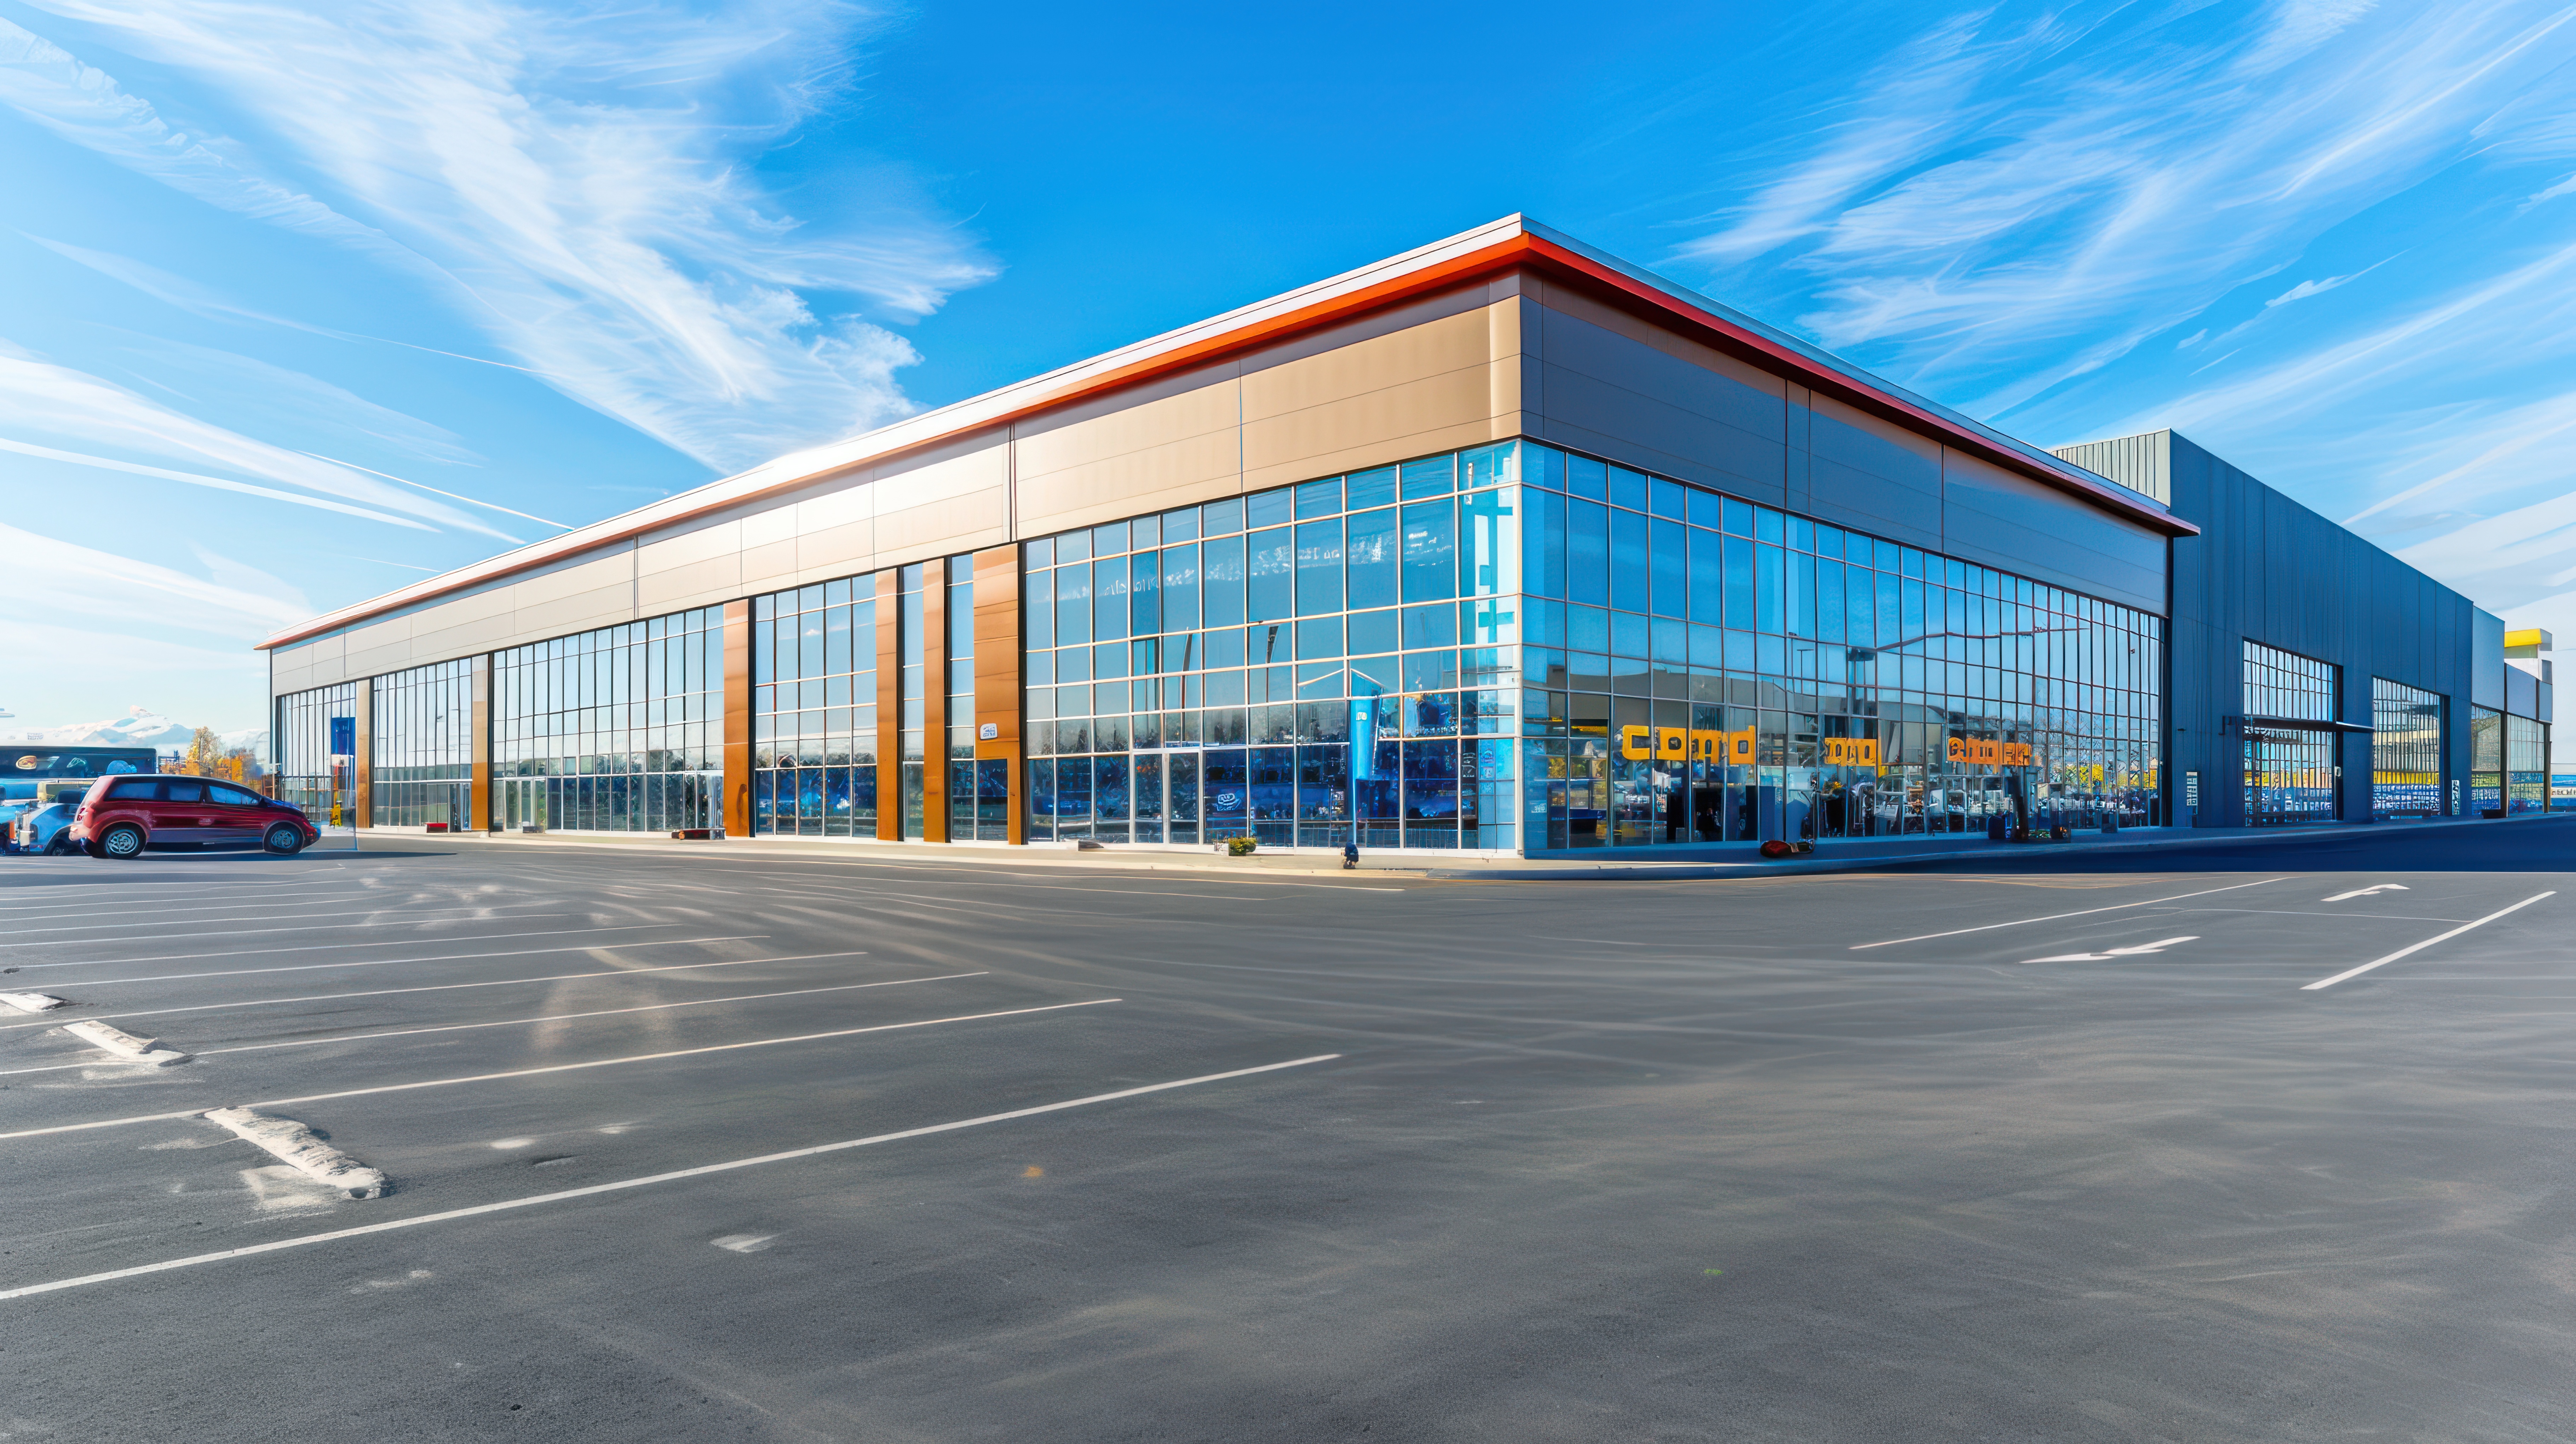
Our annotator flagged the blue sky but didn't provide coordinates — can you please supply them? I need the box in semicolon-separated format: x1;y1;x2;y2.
4;0;2572;732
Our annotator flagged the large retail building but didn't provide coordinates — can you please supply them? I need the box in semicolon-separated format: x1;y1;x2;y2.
260;217;2553;854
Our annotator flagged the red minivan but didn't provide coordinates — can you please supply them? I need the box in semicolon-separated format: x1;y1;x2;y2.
72;775;321;859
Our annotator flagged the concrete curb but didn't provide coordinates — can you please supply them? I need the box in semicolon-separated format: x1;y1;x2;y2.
1424;812;2574;880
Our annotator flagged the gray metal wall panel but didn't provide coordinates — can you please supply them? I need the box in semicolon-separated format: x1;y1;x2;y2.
1802;395;1944;555
1940;451;2166;613
2473;612;2505;710
2161;431;2479;825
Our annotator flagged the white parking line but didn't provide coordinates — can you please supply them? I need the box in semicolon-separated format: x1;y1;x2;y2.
1847;878;2290;950
0;950;867;1033
0;890;387;917
2301;892;2557;991
0;974;980;1076
0;926;736;978
0;908;571;944
0;998;1125;1142
0;1053;1339;1300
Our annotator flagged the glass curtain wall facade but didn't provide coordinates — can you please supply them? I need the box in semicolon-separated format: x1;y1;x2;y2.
751;579;878;836
1020;439;2162;853
493;607;724;833
2370;678;2444;817
370;660;473;827
1022;445;1522;851
2507;714;2549;814
1518;447;2162;846
2242;641;2339;825
275;682;356;825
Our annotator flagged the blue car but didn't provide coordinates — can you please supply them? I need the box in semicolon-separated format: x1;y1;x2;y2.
10;796;82;856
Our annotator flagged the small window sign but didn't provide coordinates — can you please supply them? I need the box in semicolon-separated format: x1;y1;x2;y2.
978;722;999;741
2184;770;2200;814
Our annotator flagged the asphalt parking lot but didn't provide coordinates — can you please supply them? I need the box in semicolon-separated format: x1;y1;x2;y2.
4;822;2574;1442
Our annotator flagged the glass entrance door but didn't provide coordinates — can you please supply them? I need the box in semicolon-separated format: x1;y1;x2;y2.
2245;728;2336;825
1165;751;1200;845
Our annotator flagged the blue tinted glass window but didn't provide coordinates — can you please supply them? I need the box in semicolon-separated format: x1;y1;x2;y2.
1162;507;1200;542
1202;534;1246;626
1246;526;1294;622
1094;557;1129;641
1347;465;1397;510
1093;521;1127;558
1128;552;1159;637
1609;466;1649;512
1651;518;1685;619
1568;500;1608;607
1401;454;1455;498
1347;508;1399;611
1347;608;1398;657
1401;499;1457;602
1161;544;1200;632
1297;617;1345;659
1523;444;1565;492
1817;559;1846;643
1610;508;1649;614
1566;453;1607;500
1056;530;1089;564
1296;519;1344;615
1296;478;1342;519
1247;487;1292;529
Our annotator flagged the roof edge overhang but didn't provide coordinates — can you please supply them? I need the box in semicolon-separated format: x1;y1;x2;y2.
261;216;2193;653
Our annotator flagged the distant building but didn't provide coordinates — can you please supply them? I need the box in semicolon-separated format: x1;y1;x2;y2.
257;217;2549;853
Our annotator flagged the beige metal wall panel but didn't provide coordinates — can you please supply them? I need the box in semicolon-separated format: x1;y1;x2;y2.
795;475;875;533
1017;428;1242;535
636;516;742;571
1941;449;2164;613
874;491;1008;561
1015;372;1241;534
1239;304;1492;424
788;519;875;583
507;549;634;609
636;552;744;615
738;539;799;595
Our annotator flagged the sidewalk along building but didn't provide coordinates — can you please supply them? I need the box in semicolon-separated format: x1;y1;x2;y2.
257;216;2547;855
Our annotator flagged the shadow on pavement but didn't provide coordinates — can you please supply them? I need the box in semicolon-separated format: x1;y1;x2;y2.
1899;815;2576;874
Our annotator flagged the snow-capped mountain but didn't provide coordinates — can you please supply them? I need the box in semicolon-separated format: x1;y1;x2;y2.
0;707;265;754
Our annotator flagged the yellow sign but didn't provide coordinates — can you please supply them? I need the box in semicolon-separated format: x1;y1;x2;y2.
1621;725;1758;763
1618;727;1878;769
1947;737;2033;767
1821;737;1880;767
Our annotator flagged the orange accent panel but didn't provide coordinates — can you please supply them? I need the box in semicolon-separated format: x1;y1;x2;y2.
469;655;492;832
875;571;902;842
351;682;373;829
723;599;753;838
972;545;1023;845
922;558;948;844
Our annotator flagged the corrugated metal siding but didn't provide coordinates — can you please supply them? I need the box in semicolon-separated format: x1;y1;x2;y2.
2051;431;2171;505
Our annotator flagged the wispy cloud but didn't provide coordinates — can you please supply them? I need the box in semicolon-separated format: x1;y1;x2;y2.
1674;2;2576;414
0;344;494;533
7;0;998;471
0;521;309;637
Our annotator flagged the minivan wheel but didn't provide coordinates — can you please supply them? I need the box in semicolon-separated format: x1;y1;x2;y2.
263;823;305;856
98;824;146;859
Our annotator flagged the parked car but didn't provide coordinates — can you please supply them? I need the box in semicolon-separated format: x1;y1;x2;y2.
13;799;79;855
71;775;320;859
